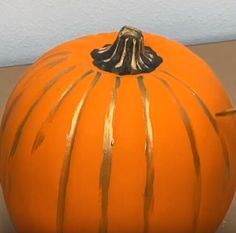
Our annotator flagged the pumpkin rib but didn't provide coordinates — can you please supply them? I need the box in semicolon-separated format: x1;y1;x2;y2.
17;51;71;87
99;76;121;233
0;55;70;133
56;72;101;233
1;65;77;199
0;56;70;187
154;76;202;233
31;69;94;152
157;70;231;178
0;93;22;132
1;51;70;115
137;76;154;233
12;51;70;95
38;51;71;64
9;65;77;157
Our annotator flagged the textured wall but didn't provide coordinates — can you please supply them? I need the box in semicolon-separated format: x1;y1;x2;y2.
0;0;236;66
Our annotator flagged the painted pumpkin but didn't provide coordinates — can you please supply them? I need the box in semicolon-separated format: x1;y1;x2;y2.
0;26;236;233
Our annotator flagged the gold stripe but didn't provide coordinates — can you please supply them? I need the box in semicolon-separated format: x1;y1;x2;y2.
1;93;22;132
32;69;94;152
22;56;68;91
138;37;149;69
137;76;154;233
26;51;70;76
39;51;70;63
216;108;236;116
21;56;70;93
98;45;112;54
1;56;69;133
104;43;119;63
115;38;128;68
9;65;76;157
131;39;138;70
19;56;70;94
158;70;231;176
56;72;101;233
157;77;201;233
99;77;121;233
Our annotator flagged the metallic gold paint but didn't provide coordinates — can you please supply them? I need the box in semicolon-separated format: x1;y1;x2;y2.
158;70;231;177
99;76;120;233
137;76;154;233
156;77;201;233
57;72;101;233
32;69;93;152
10;65;76;157
0;29;235;233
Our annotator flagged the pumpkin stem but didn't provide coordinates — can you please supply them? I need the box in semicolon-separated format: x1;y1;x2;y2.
91;26;163;75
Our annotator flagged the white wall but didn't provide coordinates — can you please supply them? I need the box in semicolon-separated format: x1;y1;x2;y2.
0;0;236;66
0;1;236;232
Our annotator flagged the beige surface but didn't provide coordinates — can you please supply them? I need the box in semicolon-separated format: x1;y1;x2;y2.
0;41;235;233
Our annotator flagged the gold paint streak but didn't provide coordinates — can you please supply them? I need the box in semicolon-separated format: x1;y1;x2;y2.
56;72;101;233
0;54;71;206
137;62;142;71
98;45;112;54
131;39;138;70
1;93;22;132
115;38;128;68
158;70;231;177
32;133;45;152
18;56;70;96
32;70;94;152
138;37;149;69
137;76;154;233
48;69;93;120
40;51;70;63
146;53;153;62
99;77;121;233
47;56;69;69
1;56;69;133
157;77;201;233
120;26;142;38
103;42;119;62
9;65;76;157
216;108;236;117
139;58;148;69
22;56;70;91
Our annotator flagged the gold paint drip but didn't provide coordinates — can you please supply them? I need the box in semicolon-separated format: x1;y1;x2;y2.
156;77;201;233
137;76;154;233
216;108;236;117
40;51;70;63
99;77;120;233
10;65;76;157
56;72;101;233
32;69;94;152
1;55;69;133
158;70;231;177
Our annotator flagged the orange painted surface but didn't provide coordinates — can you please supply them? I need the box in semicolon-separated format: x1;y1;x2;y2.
0;30;235;233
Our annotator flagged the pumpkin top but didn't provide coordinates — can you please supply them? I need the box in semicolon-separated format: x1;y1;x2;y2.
91;26;163;75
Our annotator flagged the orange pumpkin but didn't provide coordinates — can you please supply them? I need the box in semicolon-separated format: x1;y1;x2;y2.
0;26;236;233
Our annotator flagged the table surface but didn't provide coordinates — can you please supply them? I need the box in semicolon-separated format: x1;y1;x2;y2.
0;41;235;233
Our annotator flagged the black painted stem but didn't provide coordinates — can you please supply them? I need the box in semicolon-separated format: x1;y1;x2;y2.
91;26;163;75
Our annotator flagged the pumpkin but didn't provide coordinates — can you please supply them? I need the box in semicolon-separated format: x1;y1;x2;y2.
0;26;236;233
